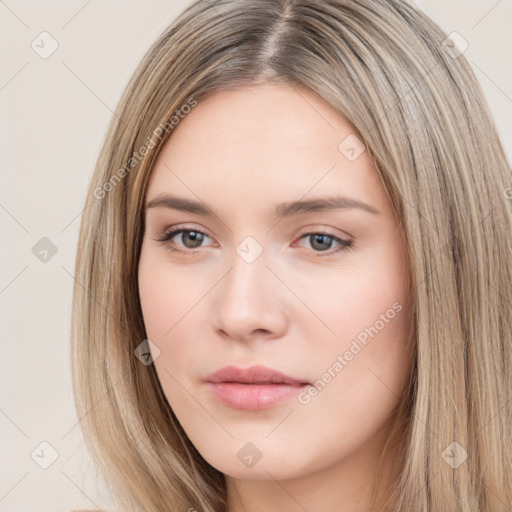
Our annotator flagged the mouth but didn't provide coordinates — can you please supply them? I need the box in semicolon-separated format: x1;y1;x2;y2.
205;364;310;410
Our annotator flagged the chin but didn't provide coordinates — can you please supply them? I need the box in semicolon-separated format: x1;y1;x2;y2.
198;443;310;481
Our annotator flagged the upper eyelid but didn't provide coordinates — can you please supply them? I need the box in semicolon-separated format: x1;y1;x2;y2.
158;222;350;238
159;225;213;242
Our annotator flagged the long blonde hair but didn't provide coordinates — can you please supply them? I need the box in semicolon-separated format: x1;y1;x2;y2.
71;0;512;510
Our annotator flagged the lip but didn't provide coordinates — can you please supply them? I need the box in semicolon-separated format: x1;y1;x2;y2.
205;365;310;410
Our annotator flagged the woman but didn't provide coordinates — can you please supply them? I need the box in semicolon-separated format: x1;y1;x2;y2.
71;0;512;510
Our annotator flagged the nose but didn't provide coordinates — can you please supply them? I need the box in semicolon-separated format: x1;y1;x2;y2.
213;247;289;342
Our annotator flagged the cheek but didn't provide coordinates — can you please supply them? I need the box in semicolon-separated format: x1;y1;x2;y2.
138;249;207;339
138;251;206;402
301;250;410;352
300;241;412;400
295;269;412;462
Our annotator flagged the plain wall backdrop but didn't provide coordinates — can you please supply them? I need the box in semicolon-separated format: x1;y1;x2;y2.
1;1;511;510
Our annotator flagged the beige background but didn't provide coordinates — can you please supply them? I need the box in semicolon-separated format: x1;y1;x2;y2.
1;1;511;510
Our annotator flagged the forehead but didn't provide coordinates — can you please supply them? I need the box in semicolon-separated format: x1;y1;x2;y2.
161;83;356;161
146;84;388;216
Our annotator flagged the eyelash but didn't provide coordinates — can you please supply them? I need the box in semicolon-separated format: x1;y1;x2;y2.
155;227;353;256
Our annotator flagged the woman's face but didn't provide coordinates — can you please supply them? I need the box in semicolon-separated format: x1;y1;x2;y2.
138;83;413;483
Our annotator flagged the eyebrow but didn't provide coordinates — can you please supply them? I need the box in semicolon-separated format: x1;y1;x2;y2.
145;194;379;217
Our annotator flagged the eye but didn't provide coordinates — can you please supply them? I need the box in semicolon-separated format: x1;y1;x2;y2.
155;228;352;255
156;228;213;251
295;232;352;254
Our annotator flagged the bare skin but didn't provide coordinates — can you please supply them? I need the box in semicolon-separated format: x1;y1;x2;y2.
138;83;413;511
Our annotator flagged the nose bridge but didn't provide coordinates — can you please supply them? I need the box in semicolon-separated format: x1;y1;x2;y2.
222;240;271;309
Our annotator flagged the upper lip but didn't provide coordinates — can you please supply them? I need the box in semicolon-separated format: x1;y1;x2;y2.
206;365;309;385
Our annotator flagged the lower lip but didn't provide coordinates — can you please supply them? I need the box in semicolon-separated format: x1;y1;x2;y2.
207;382;308;410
